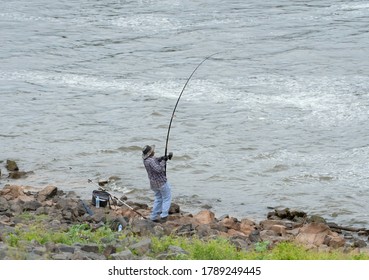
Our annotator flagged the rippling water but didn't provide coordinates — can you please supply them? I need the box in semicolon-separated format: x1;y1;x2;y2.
1;0;369;227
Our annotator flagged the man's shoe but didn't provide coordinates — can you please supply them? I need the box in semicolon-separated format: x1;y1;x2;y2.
159;216;168;223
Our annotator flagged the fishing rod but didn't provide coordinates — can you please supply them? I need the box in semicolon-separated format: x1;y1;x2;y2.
164;52;220;162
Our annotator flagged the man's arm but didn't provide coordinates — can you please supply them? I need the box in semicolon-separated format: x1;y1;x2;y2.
148;158;166;173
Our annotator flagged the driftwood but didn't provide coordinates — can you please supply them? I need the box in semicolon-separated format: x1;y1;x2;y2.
327;223;369;234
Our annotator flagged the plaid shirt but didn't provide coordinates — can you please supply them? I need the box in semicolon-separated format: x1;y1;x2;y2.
143;156;167;190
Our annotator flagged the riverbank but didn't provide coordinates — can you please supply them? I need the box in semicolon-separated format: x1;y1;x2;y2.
1;183;369;260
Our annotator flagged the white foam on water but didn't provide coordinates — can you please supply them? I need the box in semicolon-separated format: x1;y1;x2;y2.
0;12;59;23
339;3;369;11
1;70;135;92
236;74;369;127
111;14;180;33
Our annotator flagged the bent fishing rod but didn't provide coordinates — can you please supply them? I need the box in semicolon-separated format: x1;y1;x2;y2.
164;52;220;167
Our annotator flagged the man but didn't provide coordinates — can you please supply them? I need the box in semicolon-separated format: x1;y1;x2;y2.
142;145;173;223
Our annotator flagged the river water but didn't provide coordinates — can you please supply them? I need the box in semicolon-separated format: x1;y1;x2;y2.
1;0;369;227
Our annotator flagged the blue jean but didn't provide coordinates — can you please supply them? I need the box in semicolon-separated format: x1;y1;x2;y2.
150;182;172;220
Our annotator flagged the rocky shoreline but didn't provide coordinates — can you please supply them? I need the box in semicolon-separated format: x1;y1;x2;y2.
1;182;369;260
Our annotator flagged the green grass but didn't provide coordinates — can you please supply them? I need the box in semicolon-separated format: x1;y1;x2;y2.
5;221;116;248
150;235;369;260
4;214;369;260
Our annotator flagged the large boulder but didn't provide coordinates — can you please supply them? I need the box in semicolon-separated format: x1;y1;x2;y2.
296;223;334;246
219;217;240;231
37;185;58;202
0;185;25;200
194;210;216;225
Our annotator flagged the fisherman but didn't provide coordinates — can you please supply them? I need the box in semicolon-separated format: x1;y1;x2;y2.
142;145;173;223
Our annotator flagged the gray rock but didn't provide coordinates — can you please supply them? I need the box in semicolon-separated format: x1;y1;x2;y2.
249;230;262;243
169;203;180;214
72;250;106;260
51;252;74;260
0;197;9;212
168;245;189;255
230;238;251;251
175;224;196;237
110;249;135;260
6;160;19;171
353;239;367;248
0;243;8;259
131;219;156;236
80;244;100;254
129;238;151;255
56;244;76;254
38;186;58;201
308;215;327;224
23;200;42;211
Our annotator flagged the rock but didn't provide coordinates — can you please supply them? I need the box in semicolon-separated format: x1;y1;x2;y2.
1;183;366;259
296;223;332;246
168;245;189;256
156;245;189;259
249;230;262;243
221;217;240;230
110;250;135;260
267;208;307;222
56;244;75;254
308;215;327;224
51;253;73;260
230;237;250;251
6;160;19;171
131;219;156;236
8;171;30;179
218;214;229;220
9;201;22;215
324;235;346;248
80;244;100;254
194;210;216;224
38;186;58;201
270;225;287;236
22;200;42;211
175;223;196;237
274;208;290;219
0;197;9;212
125;201;148;210
103;245;117;258
1;185;25;200
196;224;213;238
72;250;106;260
290;210;308;219
169;203;180;214
227;229;247;237
353;239;367;248
260;219;286;230
129;238;151;255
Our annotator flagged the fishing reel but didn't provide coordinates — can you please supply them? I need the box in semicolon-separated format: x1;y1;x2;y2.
159;152;173;162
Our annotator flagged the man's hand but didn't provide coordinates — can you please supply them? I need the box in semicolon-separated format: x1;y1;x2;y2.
159;152;173;162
